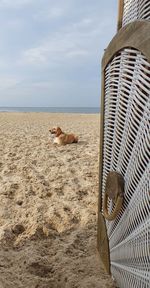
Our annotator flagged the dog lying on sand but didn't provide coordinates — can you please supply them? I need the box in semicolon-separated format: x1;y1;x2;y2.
49;127;78;145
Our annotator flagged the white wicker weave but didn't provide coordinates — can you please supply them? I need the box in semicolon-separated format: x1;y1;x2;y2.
102;47;150;287
122;0;150;26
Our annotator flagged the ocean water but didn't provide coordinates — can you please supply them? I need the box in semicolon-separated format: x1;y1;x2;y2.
0;107;100;114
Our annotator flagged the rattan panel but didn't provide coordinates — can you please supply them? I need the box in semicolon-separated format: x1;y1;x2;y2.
102;47;150;287
122;0;150;26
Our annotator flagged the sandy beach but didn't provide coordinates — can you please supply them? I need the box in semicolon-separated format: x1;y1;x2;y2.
0;112;115;288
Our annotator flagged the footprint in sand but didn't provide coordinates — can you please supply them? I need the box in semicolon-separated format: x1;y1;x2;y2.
12;224;25;236
27;262;54;277
5;183;20;199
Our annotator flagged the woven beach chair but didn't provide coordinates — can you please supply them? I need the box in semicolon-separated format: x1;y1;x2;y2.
97;1;150;287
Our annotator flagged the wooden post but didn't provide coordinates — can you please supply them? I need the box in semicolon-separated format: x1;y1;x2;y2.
117;0;124;31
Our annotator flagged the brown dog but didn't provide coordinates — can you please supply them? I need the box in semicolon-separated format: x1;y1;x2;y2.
49;127;78;145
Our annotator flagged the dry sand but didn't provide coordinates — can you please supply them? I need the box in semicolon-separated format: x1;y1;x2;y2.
0;112;115;288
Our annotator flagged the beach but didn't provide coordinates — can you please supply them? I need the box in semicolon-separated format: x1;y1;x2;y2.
0;112;115;288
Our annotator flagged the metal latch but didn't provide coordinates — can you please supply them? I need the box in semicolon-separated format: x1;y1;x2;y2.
103;171;124;221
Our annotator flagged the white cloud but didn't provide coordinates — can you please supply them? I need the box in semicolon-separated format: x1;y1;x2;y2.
0;0;34;8
67;49;89;58
72;18;93;29
31;81;53;89
47;7;64;18
0;76;20;90
19;30;90;66
21;42;89;65
27;7;113;66
18;14;105;67
22;47;48;64
34;6;65;21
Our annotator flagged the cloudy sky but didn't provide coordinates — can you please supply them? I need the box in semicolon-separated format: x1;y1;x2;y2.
0;0;118;107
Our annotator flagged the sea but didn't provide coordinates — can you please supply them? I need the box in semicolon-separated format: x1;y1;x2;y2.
0;107;100;114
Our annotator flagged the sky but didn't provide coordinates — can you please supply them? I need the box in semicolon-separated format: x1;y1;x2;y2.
0;0;118;107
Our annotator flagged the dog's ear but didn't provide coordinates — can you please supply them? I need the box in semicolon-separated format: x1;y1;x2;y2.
56;127;62;136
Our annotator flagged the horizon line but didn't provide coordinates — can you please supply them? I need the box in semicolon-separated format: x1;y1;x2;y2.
0;106;100;108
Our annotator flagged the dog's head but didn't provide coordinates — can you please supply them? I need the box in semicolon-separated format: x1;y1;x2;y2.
49;127;62;137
